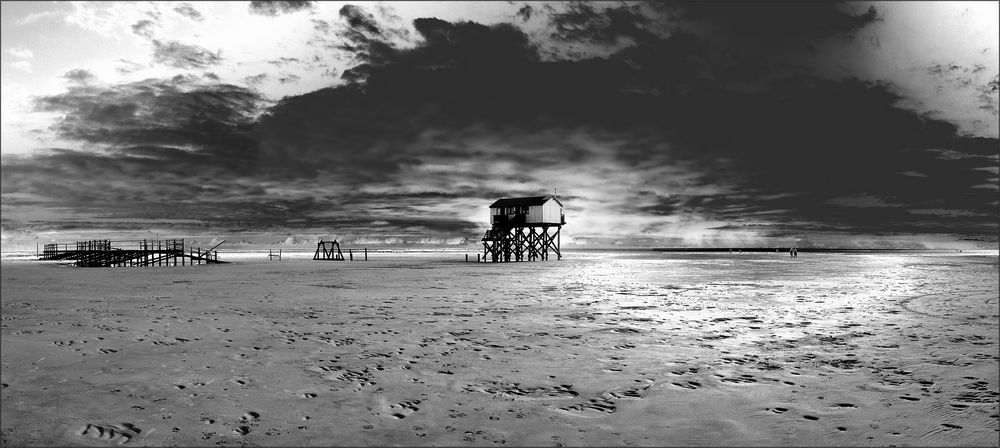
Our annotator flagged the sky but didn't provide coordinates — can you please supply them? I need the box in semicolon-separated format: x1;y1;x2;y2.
1;1;998;250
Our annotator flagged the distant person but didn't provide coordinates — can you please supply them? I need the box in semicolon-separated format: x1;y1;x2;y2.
789;247;798;258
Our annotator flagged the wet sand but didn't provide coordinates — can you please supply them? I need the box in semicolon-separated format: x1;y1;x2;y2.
1;251;997;446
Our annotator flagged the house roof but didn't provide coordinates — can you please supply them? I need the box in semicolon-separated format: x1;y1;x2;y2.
489;195;563;208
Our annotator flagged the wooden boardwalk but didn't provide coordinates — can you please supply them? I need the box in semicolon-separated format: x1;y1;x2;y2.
39;239;226;267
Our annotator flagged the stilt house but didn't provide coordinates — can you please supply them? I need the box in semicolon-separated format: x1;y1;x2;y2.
482;195;564;262
489;196;565;226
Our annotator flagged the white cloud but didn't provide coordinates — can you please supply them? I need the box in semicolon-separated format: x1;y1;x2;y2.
815;2;1000;138
63;1;160;38
15;10;65;26
8;46;34;59
10;61;32;73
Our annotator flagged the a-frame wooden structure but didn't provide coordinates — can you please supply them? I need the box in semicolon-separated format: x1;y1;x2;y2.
313;239;345;261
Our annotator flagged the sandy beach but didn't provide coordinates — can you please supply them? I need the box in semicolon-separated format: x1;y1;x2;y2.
1;251;997;446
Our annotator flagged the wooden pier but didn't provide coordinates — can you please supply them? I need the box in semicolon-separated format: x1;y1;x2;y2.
39;239;226;267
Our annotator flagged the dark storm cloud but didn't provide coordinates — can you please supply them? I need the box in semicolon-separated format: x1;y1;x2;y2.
4;78;271;232
248;1;313;17
515;4;534;22
332;4;409;70
979;74;999;113
152;40;222;69
31;78;261;171
666;1;879;40
173;3;204;21
257;4;995;240
339;4;381;35
131;19;156;39
243;73;268;86
268;57;300;66
62;68;95;84
7;68;489;240
278;74;300;84
256;15;546;184
3;4;996;246
548;1;877;48
550;2;659;44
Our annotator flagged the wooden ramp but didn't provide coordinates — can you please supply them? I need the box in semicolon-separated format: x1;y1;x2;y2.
39;239;226;267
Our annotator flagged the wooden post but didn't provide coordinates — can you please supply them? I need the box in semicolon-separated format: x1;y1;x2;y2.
466;254;468;262
477;254;480;263
364;248;367;260
349;249;353;261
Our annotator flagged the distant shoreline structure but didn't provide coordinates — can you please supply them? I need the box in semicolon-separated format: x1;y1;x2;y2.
3;247;996;260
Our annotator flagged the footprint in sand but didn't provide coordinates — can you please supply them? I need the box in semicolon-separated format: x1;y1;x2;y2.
720;374;757;384
463;382;579;400
558;398;617;415
671;381;701;390
388;400;421;419
79;423;140;445
233;411;260;434
604;383;651;400
920;422;966;437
